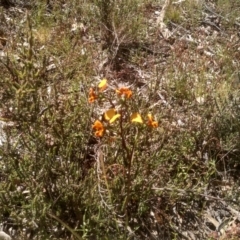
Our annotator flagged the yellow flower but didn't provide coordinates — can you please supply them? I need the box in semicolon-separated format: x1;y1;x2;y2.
92;120;104;137
116;87;132;98
147;114;158;128
98;78;108;91
88;88;97;103
130;113;143;123
104;109;121;123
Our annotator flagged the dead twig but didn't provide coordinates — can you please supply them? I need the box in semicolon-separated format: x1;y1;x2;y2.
157;0;173;39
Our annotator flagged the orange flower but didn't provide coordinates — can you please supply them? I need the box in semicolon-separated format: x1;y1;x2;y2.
92;120;104;137
116;87;132;98
147;114;158;128
98;78;107;92
88;88;97;103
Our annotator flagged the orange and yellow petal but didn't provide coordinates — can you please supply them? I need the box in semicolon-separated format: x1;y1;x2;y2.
95;129;104;137
109;113;121;123
125;90;132;98
104;109;116;121
116;87;132;99
152;122;158;128
89;96;97;103
147;114;158;128
104;109;121;123
148;121;158;128
92;120;104;137
92;120;104;130
147;114;153;122
98;78;107;91
88;88;97;103
130;113;143;123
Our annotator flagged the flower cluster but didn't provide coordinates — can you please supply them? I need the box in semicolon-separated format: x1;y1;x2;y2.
88;78;108;103
89;79;158;137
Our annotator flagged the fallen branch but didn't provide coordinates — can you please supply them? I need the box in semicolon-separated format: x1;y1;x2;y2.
156;0;173;39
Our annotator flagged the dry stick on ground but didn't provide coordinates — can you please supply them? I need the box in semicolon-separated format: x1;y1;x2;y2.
157;0;173;39
0;37;7;40
47;212;82;240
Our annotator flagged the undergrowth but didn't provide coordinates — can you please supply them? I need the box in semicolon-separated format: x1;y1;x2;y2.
0;0;240;239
